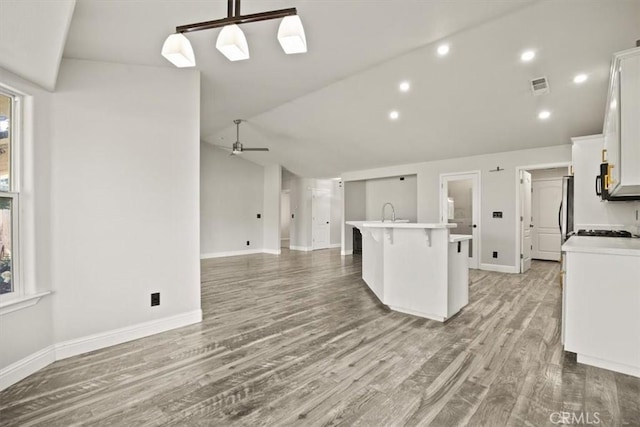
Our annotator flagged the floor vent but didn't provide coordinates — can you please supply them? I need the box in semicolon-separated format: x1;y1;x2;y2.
530;76;550;95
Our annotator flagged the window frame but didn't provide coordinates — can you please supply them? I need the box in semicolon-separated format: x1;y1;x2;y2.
0;88;22;303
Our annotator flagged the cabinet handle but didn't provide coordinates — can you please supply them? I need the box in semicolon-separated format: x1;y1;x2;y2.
606;164;616;189
602;149;607;162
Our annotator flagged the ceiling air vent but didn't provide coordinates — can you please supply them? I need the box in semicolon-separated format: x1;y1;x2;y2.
530;76;550;96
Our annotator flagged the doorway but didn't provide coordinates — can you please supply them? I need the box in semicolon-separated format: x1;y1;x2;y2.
280;190;290;249
312;189;331;250
516;164;570;273
440;171;480;269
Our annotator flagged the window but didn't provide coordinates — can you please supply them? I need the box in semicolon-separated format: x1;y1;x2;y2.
0;90;19;298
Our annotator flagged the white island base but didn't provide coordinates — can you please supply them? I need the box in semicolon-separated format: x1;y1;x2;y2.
347;222;472;322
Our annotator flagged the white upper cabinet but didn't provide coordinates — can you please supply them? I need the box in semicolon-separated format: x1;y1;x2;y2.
603;47;640;196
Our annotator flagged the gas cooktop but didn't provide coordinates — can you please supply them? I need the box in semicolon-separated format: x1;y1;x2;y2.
575;229;635;238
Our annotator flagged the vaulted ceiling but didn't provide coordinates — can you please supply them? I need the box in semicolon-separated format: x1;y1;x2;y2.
3;0;640;177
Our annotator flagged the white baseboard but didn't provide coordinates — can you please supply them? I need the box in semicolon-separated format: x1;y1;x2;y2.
263;249;281;255
329;243;341;248
200;249;263;259
290;246;312;252
388;305;446;322
480;263;519;274
0;309;202;391
0;345;56;391
341;249;353;256
577;354;640;378
55;309;202;360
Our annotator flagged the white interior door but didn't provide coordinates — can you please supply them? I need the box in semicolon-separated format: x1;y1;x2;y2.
312;189;331;250
520;170;532;272
440;172;480;269
532;179;562;261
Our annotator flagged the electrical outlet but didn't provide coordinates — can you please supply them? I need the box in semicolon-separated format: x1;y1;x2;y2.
151;292;160;306
246;240;250;246
493;251;498;258
257;213;261;219
493;211;503;218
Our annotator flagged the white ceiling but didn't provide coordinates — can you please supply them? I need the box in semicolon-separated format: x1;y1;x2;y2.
4;0;640;178
220;0;640;177
0;0;76;90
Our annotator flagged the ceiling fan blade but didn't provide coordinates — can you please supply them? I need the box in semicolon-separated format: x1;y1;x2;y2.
241;147;269;152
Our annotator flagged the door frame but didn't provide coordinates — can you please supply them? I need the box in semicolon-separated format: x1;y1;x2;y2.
439;170;481;269
311;188;331;250
514;162;571;273
280;189;291;249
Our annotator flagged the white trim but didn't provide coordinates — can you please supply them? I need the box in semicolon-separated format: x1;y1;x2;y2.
341;249;353;256
515;162;571;273
0;345;56;391
0;291;50;316
200;249;263;259
263;249;281;255
290;245;312;252
388;305;446;322
0;309;202;391
329;243;341;248
577;354;640;379
480;263;519;274
55;309;202;360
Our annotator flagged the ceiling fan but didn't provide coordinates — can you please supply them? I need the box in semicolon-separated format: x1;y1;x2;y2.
227;119;269;155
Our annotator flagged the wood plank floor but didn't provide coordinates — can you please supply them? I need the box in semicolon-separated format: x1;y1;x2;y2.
1;249;639;426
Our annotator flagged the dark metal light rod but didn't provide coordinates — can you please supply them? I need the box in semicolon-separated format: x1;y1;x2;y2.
176;7;297;34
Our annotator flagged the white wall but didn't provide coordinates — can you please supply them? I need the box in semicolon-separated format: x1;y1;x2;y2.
284;175;342;250
342;180;366;253
342;144;573;269
50;59;201;344
200;144;264;256
280;192;290;241
365;175;417;222
263;165;282;254
330;180;343;246
530;167;568;180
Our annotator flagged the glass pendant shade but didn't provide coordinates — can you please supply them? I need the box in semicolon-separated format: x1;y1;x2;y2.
216;25;250;61
277;15;307;54
161;33;196;67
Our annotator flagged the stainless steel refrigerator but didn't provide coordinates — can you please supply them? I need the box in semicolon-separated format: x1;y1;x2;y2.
559;175;574;243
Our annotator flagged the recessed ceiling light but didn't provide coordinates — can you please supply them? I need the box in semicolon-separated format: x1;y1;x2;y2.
399;81;410;92
389;111;399;120
573;73;588;84
437;44;450;56
538;110;551;120
521;50;535;62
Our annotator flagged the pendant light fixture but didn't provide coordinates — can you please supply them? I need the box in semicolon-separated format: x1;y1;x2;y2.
161;0;306;67
161;33;196;67
216;24;249;61
277;15;307;54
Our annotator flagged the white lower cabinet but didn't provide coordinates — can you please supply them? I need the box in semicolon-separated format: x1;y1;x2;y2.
562;236;640;378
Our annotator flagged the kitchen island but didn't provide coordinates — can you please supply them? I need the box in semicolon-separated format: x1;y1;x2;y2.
346;221;472;322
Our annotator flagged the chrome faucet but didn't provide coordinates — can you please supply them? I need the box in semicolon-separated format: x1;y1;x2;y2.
381;202;396;222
